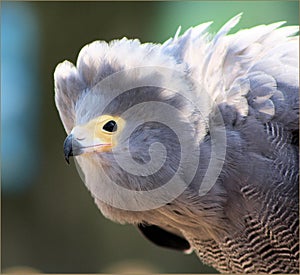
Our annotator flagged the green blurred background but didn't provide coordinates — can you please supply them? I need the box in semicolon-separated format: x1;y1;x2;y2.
1;1;298;273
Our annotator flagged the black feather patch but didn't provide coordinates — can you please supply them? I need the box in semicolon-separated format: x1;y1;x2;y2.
137;224;191;252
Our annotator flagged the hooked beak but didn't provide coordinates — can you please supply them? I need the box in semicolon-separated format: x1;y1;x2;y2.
63;131;113;164
63;134;83;164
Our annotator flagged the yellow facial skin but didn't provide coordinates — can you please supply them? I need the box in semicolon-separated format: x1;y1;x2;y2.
71;115;125;154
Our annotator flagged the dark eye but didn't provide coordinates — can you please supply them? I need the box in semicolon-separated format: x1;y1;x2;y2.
103;120;117;132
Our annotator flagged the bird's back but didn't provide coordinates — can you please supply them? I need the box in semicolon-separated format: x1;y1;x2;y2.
163;15;299;273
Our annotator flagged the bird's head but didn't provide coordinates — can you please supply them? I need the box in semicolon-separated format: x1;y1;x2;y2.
54;38;209;219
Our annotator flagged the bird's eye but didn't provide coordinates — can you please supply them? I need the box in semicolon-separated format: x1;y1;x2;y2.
102;120;117;132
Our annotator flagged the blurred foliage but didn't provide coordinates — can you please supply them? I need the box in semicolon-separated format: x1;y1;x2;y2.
1;1;298;273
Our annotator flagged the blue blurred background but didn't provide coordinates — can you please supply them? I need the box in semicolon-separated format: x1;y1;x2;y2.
1;1;298;273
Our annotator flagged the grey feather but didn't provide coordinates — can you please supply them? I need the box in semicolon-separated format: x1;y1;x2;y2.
54;15;299;273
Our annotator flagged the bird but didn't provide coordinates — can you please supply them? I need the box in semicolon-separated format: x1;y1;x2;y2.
54;14;299;273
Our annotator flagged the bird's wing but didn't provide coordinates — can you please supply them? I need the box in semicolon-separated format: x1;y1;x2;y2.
137;224;192;253
221;22;299;130
163;15;299;130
